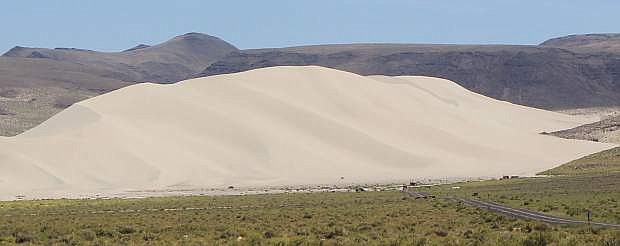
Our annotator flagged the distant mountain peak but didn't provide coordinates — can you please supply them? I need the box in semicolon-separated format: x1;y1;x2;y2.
170;32;228;43
158;32;239;57
2;46;31;57
180;32;203;36
54;47;95;52
123;44;151;52
177;32;210;37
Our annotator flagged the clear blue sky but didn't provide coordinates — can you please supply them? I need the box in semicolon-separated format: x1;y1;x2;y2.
1;0;619;53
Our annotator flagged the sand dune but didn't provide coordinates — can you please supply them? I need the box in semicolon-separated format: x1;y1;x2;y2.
0;66;613;198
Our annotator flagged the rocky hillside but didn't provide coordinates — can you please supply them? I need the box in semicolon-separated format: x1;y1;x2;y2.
198;35;620;110
549;114;620;144
3;32;238;83
540;33;620;53
0;33;238;136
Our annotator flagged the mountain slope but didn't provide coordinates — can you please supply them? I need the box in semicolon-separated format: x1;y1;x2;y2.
3;32;238;82
0;33;238;136
197;38;620;110
0;57;131;136
540;33;620;53
0;66;611;199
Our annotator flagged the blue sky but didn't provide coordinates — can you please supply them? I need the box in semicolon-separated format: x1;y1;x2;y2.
1;0;619;53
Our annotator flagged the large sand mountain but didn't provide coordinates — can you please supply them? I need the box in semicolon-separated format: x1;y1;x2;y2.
198;34;620;110
0;66;612;199
0;33;237;136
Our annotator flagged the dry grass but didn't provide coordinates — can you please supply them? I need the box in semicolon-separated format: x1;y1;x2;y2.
540;147;620;175
432;173;620;225
0;190;618;245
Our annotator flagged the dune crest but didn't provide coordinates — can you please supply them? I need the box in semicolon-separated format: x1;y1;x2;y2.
0;66;613;198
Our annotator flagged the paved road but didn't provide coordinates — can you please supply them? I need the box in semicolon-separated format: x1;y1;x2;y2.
403;189;620;229
449;197;620;228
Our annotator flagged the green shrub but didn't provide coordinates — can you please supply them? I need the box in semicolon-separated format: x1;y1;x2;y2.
434;230;448;237
565;207;582;217
13;232;33;244
533;223;549;231
95;228;116;238
413;237;427;246
523;232;548;246
79;229;96;241
263;230;275;239
142;232;156;241
118;226;136;235
599;234;620;246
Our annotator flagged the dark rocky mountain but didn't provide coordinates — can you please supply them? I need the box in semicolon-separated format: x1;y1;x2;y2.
0;33;238;136
198;35;620;110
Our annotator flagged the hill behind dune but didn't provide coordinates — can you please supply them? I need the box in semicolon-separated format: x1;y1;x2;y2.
0;33;238;136
198;37;620;110
0;66;613;199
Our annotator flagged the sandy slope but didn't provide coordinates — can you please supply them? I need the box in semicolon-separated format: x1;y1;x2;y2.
0;66;613;198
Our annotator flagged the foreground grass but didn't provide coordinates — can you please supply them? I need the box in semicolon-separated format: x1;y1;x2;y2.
1;191;618;245
540;146;620;175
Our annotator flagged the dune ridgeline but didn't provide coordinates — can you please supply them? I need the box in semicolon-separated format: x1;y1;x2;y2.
0;66;613;199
